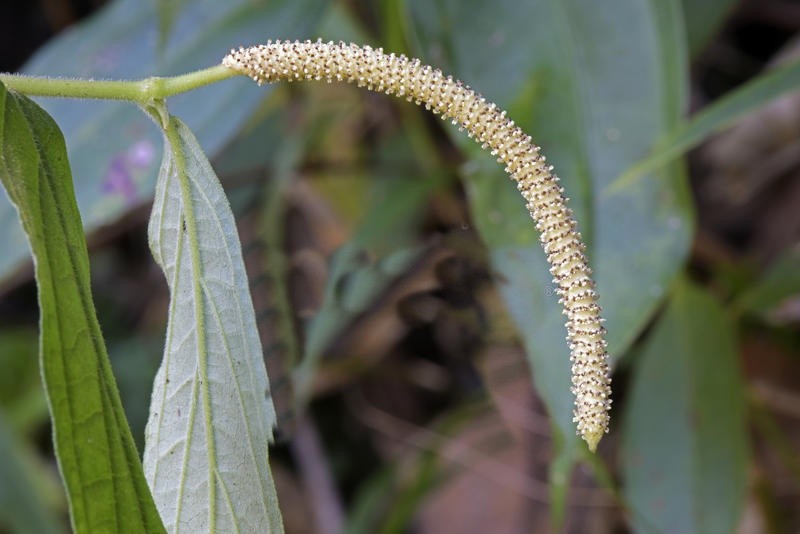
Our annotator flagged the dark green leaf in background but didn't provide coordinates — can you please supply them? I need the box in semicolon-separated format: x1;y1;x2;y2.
107;336;165;452
0;0;326;285
0;411;63;534
406;0;693;446
613;56;800;192
680;0;738;57
622;280;748;533
0;83;164;532
735;245;800;322
0;328;48;435
155;0;190;52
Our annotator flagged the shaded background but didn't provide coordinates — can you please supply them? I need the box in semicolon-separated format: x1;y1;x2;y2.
1;0;800;532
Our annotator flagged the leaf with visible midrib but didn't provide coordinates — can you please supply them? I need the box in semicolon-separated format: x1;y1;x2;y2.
144;115;282;532
0;82;164;533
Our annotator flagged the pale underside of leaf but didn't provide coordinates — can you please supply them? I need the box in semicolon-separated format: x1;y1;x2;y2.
143;116;281;533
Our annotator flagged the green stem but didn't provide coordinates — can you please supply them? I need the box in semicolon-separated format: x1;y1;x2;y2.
0;64;236;103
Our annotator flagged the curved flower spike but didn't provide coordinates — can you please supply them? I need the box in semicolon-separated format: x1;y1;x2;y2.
222;40;611;451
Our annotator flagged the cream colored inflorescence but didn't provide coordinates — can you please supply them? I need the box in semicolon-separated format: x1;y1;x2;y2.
223;40;611;451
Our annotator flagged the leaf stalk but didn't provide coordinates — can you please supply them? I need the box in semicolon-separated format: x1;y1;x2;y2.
0;64;235;103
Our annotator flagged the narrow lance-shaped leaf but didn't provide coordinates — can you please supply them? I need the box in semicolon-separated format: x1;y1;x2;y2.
143;114;281;532
0;82;164;532
622;280;748;533
681;0;738;57
611;56;800;191
735;246;800;320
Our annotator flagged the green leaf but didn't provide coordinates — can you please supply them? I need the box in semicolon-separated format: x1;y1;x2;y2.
0;0;326;284
547;444;576;530
144;115;281;532
344;467;397;534
213;95;289;178
0;83;164;532
0;410;63;534
612;56;800;191
0;328;48;434
318;1;375;45
406;0;693;442
622;280;748;533
155;0;189;53
681;0;738;57
735;246;800;321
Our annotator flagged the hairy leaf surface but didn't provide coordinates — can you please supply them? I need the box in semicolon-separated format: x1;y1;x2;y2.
0;83;164;533
144;116;281;532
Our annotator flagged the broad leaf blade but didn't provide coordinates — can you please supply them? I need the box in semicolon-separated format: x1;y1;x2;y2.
622;280;748;533
0;83;164;532
144;116;281;532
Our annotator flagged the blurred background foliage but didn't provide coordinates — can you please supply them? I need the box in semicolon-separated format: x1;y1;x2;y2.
1;0;800;532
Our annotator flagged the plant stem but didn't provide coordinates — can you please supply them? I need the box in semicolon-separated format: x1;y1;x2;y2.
0;64;235;103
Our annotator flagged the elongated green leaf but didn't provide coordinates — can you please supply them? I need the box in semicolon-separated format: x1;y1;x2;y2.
612;57;800;191
735;246;800;321
0;0;326;284
622;280;748;533
0;410;63;534
144;115;281;532
0;83;164;532
155;0;190;52
0;328;48;434
681;0;738;57
407;0;693;443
